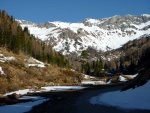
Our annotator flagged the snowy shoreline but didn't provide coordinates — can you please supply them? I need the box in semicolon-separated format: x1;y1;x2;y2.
90;80;150;110
0;96;47;113
0;86;86;113
4;86;86;96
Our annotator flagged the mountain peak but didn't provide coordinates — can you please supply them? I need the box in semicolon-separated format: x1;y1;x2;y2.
17;14;150;55
16;19;36;26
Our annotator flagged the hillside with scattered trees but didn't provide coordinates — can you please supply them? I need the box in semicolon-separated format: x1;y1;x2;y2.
0;10;84;94
80;35;150;77
0;10;69;68
0;10;150;94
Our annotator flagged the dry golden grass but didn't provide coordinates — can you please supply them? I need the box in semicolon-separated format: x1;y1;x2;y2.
0;47;82;94
111;76;119;83
0;47;27;60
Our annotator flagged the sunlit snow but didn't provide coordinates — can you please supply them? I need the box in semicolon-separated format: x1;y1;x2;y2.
17;15;150;55
0;66;5;75
4;86;86;96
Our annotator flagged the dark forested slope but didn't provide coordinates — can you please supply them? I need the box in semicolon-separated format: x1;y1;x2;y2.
0;10;69;67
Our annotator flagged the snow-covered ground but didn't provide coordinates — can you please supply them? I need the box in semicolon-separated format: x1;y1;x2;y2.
82;80;107;85
118;75;127;82
81;74;138;85
83;74;95;79
90;80;150;110
25;57;45;68
41;86;86;92
123;74;138;79
0;53;15;63
17;15;150;55
0;66;5;75
0;96;47;113
82;74;108;85
4;86;86;96
0;86;86;113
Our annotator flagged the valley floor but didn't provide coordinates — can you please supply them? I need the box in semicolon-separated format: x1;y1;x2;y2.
27;84;150;113
0;84;150;113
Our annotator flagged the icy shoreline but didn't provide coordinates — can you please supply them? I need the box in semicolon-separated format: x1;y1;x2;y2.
0;86;86;113
90;80;150;110
0;96;47;113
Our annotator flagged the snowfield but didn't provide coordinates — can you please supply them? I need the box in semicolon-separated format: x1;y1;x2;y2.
90;80;150;110
17;14;150;55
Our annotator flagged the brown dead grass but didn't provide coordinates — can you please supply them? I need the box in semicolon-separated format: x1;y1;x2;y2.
111;76;119;83
0;48;82;94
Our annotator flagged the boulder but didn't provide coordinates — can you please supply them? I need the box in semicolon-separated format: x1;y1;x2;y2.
7;93;21;99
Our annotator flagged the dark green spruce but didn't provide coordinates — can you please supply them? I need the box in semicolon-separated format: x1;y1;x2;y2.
0;10;69;68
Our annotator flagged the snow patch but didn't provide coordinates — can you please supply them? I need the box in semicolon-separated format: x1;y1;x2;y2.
123;74;138;79
25;57;45;68
4;86;86;96
0;56;15;62
41;86;86;92
90;80;150;110
119;76;127;82
4;89;34;96
0;66;5;75
0;97;47;113
82;80;107;85
83;74;95;79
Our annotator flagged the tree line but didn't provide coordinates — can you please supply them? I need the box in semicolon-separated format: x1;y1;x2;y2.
0;10;69;67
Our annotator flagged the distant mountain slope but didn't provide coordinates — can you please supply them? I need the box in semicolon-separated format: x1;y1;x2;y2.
17;14;150;56
115;34;150;61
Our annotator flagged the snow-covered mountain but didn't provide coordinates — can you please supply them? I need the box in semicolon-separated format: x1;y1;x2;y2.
17;14;150;55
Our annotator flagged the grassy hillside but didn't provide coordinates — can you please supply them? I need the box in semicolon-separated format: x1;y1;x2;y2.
0;10;82;94
0;47;82;94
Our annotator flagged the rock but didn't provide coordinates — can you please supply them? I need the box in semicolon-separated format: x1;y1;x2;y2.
7;93;21;99
49;82;55;86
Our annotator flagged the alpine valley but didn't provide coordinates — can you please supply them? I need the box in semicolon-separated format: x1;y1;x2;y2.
17;14;150;55
17;14;150;71
0;11;150;94
1;10;150;113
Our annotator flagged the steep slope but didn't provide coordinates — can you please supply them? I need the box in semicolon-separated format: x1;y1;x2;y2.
0;10;82;94
17;14;150;56
0;47;82;94
114;35;150;61
0;10;69;68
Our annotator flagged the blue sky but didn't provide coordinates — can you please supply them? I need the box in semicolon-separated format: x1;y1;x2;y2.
0;0;150;23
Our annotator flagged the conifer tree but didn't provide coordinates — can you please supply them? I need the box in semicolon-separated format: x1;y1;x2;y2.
0;10;70;68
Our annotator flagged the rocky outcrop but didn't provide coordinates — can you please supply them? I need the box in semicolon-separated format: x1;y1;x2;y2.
84;15;150;30
7;93;21;99
17;14;150;57
121;68;150;91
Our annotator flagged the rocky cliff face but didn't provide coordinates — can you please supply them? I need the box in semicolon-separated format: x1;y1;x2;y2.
83;14;150;29
17;14;150;57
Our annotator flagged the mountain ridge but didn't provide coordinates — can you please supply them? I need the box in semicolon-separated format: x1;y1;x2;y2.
17;14;150;56
0;10;150;94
